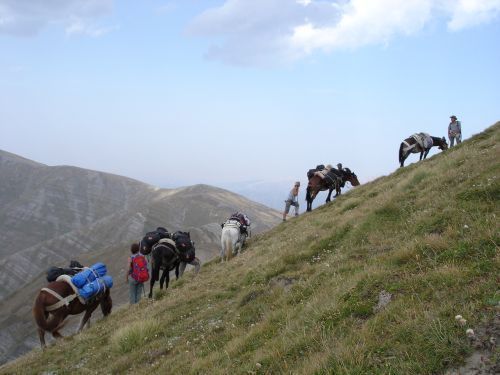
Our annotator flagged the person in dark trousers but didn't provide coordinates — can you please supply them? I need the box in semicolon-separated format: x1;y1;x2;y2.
126;243;147;304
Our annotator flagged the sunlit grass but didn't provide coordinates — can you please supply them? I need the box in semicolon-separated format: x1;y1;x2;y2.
2;122;499;374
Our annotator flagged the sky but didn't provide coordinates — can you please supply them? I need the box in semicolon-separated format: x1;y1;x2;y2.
1;0;499;209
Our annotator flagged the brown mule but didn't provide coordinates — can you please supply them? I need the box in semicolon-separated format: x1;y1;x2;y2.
306;168;360;211
32;280;112;347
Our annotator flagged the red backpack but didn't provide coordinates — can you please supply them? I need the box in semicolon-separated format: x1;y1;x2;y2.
131;254;149;283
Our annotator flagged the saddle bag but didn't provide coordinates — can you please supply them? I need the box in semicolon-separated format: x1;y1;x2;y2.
172;231;196;262
78;275;113;300
71;263;107;288
46;267;79;282
307;169;317;180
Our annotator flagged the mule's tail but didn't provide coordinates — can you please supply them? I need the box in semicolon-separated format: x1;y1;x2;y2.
221;229;234;261
32;293;61;332
225;236;233;261
398;143;404;165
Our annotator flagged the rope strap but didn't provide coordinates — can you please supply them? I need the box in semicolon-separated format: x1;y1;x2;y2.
56;275;86;304
402;140;416;153
42;287;78;312
224;219;241;228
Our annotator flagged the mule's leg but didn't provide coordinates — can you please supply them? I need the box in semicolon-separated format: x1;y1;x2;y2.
37;327;46;348
149;266;158;298
177;262;187;278
164;272;170;290
401;153;407;167
191;258;201;275
220;239;226;262
305;188;312;212
78;304;99;332
51;316;65;339
326;188;332;202
423;149;430;159
160;268;167;289
77;310;93;332
240;234;247;252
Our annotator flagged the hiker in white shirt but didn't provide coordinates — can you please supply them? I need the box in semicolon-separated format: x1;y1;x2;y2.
283;182;300;221
448;115;462;147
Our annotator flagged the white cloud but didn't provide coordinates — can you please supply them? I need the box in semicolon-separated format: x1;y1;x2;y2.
188;0;500;65
446;0;500;30
65;19;118;38
0;0;114;36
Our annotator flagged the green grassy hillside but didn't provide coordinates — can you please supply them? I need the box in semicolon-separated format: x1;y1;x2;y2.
2;123;499;375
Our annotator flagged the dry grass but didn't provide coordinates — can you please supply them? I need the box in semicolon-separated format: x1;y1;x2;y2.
1;122;499;375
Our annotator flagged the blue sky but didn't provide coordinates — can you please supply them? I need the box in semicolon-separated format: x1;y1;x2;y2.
1;0;499;209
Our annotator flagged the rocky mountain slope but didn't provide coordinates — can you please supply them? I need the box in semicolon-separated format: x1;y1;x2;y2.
0;150;281;364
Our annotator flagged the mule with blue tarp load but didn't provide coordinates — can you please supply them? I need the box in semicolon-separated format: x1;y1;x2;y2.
32;262;113;347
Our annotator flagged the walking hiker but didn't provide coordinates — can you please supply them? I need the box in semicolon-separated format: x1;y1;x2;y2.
126;243;149;304
283;181;300;221
448;115;462;147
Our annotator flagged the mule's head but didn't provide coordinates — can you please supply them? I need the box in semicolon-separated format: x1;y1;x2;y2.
439;136;448;150
344;168;360;186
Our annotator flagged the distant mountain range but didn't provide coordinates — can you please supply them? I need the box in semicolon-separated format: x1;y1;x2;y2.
0;149;281;364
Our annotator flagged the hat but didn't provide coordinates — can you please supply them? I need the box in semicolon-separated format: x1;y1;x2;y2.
326;164;333;169
450;115;457;119
294;181;300;186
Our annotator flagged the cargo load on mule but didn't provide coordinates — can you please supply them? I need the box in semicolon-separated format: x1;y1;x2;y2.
33;262;113;348
46;260;84;282
307;164;325;179
71;262;114;301
171;231;196;263
140;226;170;255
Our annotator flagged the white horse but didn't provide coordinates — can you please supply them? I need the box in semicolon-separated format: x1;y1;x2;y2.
220;220;248;262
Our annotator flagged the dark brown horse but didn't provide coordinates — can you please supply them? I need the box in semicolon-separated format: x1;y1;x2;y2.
399;135;448;167
32;279;112;347
149;240;181;298
306;168;360;211
149;235;199;298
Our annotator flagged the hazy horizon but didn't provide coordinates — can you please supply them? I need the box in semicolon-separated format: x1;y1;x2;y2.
1;1;499;210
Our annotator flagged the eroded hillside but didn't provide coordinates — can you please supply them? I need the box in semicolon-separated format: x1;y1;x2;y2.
0;151;281;364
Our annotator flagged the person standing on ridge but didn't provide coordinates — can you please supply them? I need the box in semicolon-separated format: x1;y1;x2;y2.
448;115;462;147
283;181;300;221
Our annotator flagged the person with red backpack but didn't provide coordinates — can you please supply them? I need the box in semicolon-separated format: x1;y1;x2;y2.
126;243;150;304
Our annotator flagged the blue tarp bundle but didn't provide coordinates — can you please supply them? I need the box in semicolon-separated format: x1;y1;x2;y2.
71;263;107;288
78;275;113;300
